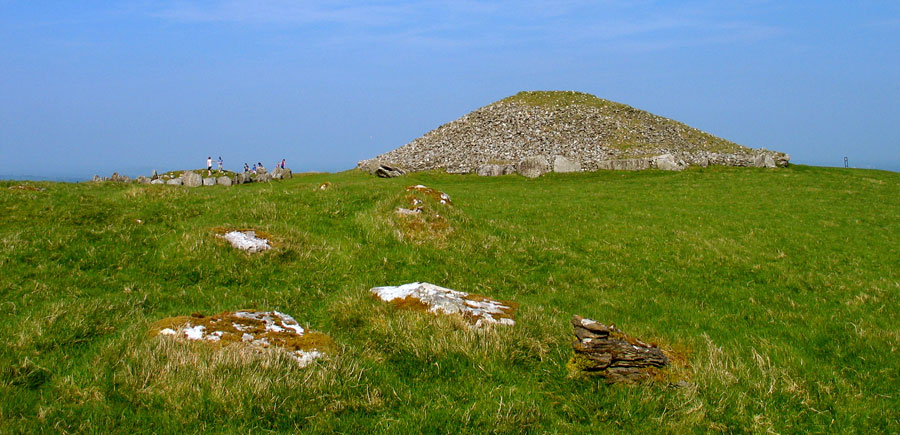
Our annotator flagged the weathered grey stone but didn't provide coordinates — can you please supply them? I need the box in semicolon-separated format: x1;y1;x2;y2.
774;152;790;167
271;167;283;180
217;176;232;186
517;155;550;178
476;164;504;176
166;178;183;185
552;156;581;173
92;175;101;182
571;315;668;383
280;167;292;179
202;177;216;186
150;179;164;185
151;170;159;180
652;154;685;171
596;159;651;171
136;176;151;184
358;160;406;178
182;171;202;187
256;166;267;175
754;153;777;168
257;173;272;183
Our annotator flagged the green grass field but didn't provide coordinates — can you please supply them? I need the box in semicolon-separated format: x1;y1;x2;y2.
1;166;898;433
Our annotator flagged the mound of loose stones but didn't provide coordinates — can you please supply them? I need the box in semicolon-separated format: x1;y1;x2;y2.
371;282;516;327
154;310;332;367
217;230;271;253
570;315;669;382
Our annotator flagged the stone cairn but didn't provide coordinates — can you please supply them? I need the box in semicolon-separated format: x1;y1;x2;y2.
570;315;668;382
357;90;790;178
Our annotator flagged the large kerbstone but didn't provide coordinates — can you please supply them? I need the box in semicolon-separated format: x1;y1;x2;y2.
217;176;232;186
182;171;202;187
652;154;686;171
596;159;652;171
552;156;581;173
754;153;777;168
166;178;183;185
202;177;216;186
517;155;550;178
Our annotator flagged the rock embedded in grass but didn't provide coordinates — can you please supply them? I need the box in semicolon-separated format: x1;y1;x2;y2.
569;315;669;382
370;282;516;327
217;230;271;253
154;310;332;367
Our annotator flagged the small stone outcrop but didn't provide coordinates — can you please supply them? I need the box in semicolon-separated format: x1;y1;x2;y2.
517;155;551;178
371;282;516;328
217;230;272;253
552;156;581;173
182;171;202;187
570;315;669;382
153;310;332;367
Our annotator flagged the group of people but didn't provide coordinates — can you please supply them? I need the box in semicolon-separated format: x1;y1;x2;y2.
204;156;287;175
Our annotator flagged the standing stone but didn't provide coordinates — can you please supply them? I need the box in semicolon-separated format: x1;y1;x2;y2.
151;170;159;180
754;153;777;168
570;315;669;383
202;177;216;186
552;156;582;173
517;155;550;178
217;176;232;186
280;168;292;179
182;171;202;187
271;167;283;180
652;154;685;171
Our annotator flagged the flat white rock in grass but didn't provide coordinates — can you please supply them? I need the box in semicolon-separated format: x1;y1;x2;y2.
220;231;271;253
370;282;515;327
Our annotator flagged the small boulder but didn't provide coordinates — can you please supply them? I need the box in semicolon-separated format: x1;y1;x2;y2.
652;154;686;171
92;175;101;182
217;176;232;186
182;171;202;187
136;176;151;184
271;167;283;180
754;153;777;168
552;156;581;173
166;178;183;185
570;315;669;383
280;167;292;179
517;155;550;178
257;173;272;183
150;179;164;185
476;164;504;176
202;177;216;186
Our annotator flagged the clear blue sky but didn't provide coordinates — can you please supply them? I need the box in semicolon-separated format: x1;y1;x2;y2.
2;1;899;179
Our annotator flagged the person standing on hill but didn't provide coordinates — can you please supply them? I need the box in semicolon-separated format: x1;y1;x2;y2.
244;163;250;172
217;156;223;171
281;158;286;169
206;156;212;176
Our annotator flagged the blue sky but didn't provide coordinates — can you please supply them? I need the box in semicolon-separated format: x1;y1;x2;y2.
2;1;899;179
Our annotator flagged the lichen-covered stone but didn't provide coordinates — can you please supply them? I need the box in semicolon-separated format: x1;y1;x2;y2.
570;315;668;382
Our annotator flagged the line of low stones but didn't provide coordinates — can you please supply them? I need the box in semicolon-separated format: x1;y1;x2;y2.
92;167;293;186
362;150;787;179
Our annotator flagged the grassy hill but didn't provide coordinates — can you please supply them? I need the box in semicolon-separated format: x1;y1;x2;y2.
1;166;898;432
